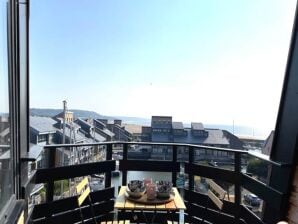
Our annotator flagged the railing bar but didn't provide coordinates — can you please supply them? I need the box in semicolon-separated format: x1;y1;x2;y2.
35;161;116;183
43;141;289;166
234;153;241;223
122;143;128;186
0;144;10;148
241;173;284;195
188;146;194;191
240;205;265;224
247;151;292;167
172;145;178;187
105;144;112;188
185;163;237;182
44;141;248;154
46;146;56;202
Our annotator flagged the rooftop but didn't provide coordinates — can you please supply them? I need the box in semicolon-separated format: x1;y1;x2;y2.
56;127;86;143
151;116;172;129
174;128;230;145
191;122;205;130
92;132;106;142
30;116;57;134
172;122;184;130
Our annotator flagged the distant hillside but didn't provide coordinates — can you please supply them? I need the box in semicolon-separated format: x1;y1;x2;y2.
30;108;114;120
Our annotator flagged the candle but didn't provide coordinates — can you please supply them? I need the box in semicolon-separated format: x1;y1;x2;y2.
146;183;157;200
143;178;152;187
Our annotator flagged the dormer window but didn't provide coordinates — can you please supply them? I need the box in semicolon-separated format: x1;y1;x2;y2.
191;122;208;137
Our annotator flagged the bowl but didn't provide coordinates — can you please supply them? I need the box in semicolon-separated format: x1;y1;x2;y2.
127;180;146;198
156;181;173;198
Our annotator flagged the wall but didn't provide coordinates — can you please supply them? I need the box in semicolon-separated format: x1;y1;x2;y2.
288;166;298;224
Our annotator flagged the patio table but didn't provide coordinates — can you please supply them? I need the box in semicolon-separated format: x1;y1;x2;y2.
115;186;186;224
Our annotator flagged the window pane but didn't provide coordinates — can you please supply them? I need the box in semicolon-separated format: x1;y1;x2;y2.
0;0;13;213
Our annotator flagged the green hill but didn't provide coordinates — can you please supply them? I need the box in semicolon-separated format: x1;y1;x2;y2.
30;108;114;119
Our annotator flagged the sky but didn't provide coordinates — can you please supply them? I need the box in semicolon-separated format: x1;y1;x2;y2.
0;0;9;113
29;0;296;136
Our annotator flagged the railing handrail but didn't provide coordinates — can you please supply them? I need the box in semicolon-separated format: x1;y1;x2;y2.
0;144;10;149
247;151;292;167
43;141;248;154
43;141;292;166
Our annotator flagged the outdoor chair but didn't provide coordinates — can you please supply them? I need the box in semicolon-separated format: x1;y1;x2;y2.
76;177;130;224
76;177;97;224
200;179;227;224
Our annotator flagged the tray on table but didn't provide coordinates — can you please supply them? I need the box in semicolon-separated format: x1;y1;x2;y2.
124;191;175;205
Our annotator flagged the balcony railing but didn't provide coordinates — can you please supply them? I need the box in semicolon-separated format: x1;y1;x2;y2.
26;142;289;224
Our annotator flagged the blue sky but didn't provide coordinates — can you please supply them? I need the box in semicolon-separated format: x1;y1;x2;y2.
29;0;296;136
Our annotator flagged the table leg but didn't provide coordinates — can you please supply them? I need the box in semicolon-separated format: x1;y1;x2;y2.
140;209;151;224
171;211;175;224
137;209;158;224
166;210;173;224
119;210;124;222
117;210;123;223
131;209;139;224
150;210;157;224
179;209;184;224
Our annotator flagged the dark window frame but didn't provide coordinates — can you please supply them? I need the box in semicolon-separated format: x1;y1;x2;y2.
0;0;29;222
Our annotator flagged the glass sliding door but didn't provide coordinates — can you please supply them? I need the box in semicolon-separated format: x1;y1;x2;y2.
0;0;13;215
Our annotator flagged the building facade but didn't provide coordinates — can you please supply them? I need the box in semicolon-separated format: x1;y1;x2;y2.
138;116;244;162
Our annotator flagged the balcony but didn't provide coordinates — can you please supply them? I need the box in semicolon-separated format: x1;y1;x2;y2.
2;1;298;223
26;141;289;224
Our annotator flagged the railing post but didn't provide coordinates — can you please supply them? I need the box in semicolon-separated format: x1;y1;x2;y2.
46;147;56;202
172;145;177;187
188;146;194;191
234;152;241;223
105;143;113;188
122;143;128;186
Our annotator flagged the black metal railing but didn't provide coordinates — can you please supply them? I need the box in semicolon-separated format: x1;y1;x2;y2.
27;142;289;224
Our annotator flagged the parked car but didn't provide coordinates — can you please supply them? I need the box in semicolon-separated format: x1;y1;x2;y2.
244;193;261;207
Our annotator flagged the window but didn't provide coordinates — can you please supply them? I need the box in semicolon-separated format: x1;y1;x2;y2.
0;0;13;213
38;134;48;143
0;0;29;220
222;151;228;157
206;150;212;155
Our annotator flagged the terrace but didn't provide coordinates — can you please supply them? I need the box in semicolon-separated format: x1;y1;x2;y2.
25;141;292;224
1;0;298;224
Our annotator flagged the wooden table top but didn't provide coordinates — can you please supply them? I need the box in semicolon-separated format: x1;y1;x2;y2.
114;186;186;211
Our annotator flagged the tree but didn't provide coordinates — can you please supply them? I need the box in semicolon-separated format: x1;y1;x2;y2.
247;158;268;179
54;180;69;195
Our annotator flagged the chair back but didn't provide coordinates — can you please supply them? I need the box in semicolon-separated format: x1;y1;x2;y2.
206;179;226;210
76;177;91;206
76;177;97;224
